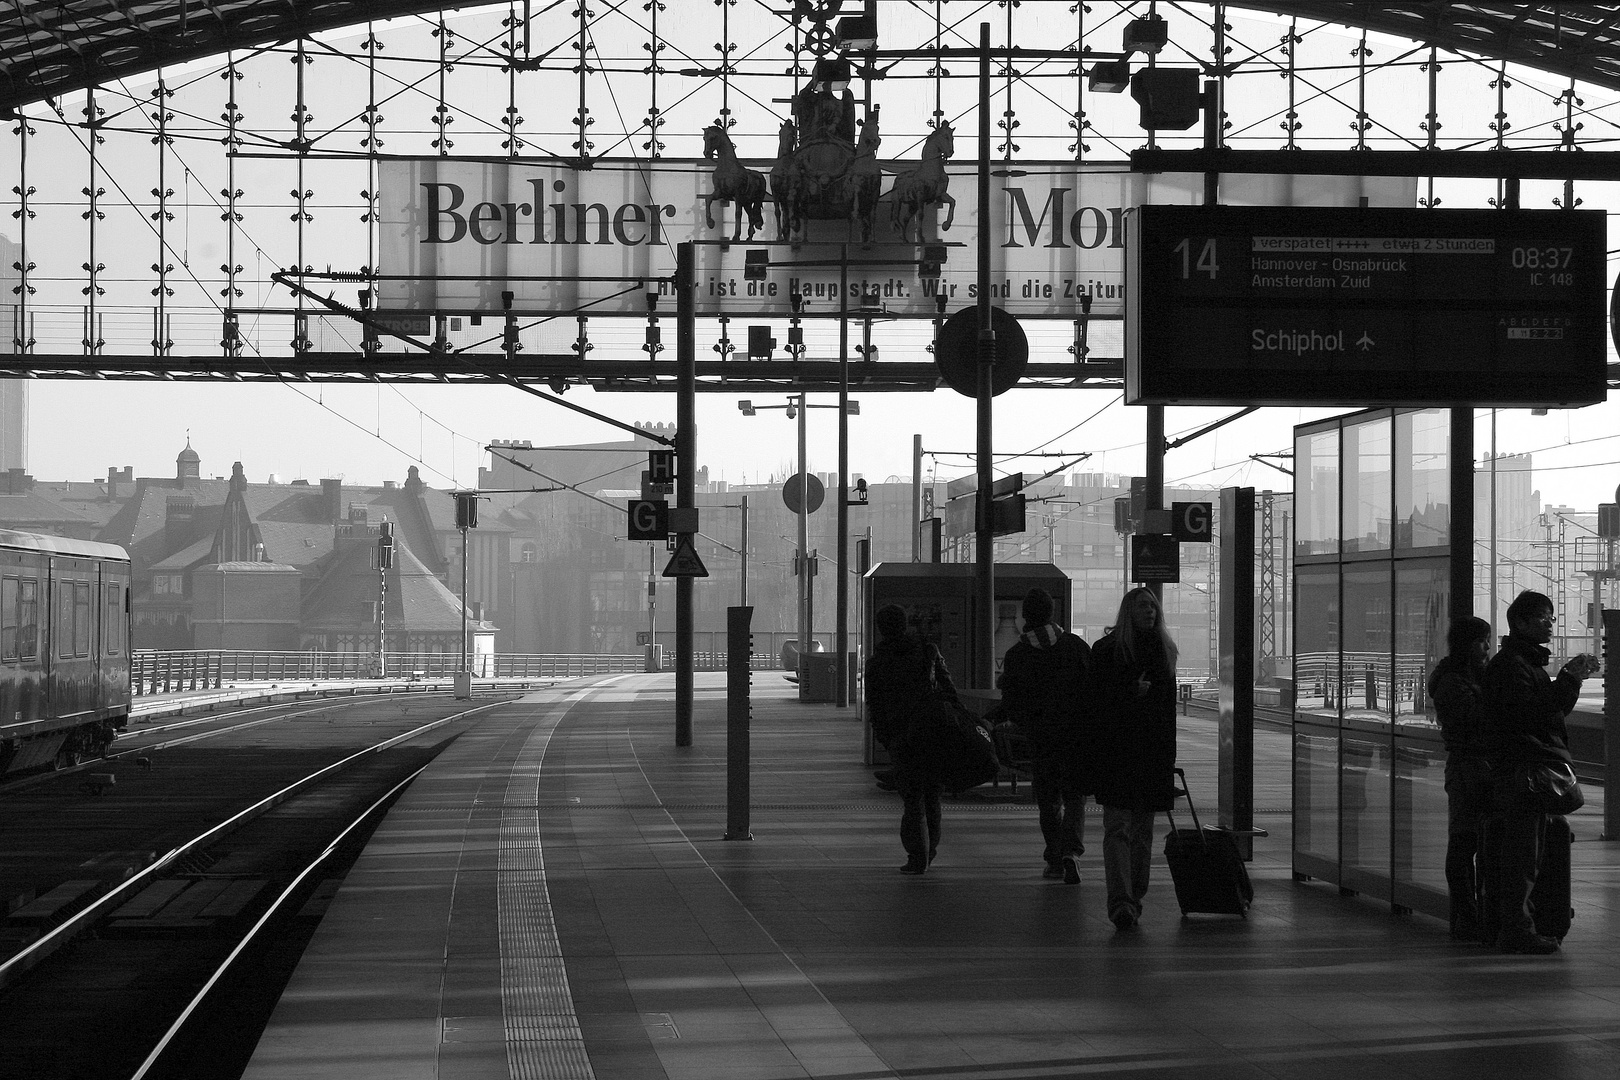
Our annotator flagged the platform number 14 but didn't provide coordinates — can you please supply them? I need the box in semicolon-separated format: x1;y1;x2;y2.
1174;238;1219;280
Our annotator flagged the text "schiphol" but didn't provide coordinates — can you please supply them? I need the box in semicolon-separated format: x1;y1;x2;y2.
1252;328;1344;355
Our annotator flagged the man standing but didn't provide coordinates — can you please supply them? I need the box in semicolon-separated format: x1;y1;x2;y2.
999;588;1092;883
1482;590;1599;954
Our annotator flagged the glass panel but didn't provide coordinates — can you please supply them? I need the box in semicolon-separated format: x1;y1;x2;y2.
1294;565;1339;723
75;582;91;656
1293;722;1340;868
1342;729;1393;887
1343;414;1392;554
1392;736;1448;896
18;579;37;659
1294;428;1340;558
1395;559;1449;735
1395;409;1450;551
1476;449;1540;634
1342;565;1392;729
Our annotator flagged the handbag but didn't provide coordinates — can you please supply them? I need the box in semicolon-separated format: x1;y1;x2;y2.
934;702;1001;793
897;695;1001;792
1501;762;1585;815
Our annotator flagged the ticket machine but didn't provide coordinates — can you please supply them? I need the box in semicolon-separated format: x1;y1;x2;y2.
860;562;1070;764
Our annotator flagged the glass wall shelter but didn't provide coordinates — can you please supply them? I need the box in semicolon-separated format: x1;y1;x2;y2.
1293;409;1452;918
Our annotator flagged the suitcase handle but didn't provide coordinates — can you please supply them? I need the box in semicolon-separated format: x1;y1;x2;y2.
1166;768;1270;845
1167;767;1206;842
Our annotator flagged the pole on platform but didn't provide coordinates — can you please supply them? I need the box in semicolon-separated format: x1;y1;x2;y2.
972;21;996;690
724;604;754;841
796;391;809;673
1603;610;1619;841
837;246;850;707
1451;409;1474;620
456;523;470;698
675;241;695;746
1218;486;1256;858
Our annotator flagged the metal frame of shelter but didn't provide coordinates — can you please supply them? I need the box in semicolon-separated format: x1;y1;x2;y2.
2;2;1619;749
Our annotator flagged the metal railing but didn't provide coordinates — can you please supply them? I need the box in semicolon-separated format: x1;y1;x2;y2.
129;649;774;695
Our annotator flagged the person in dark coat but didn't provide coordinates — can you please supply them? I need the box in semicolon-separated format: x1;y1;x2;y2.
1428;615;1493;942
1089;587;1179;930
865;604;958;874
1482;590;1599;954
999;588;1092;883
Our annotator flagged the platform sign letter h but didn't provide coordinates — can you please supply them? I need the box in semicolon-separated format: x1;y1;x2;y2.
648;449;676;486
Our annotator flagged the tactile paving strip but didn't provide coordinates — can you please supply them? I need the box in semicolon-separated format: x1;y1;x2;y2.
499;704;596;1080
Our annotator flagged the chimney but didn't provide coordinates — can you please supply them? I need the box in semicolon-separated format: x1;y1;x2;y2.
320;478;342;523
165;496;197;552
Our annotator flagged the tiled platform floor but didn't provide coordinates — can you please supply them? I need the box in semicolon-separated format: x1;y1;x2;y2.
243;673;1620;1079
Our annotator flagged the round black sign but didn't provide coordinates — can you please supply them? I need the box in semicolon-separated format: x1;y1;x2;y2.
782;472;825;514
933;306;1029;397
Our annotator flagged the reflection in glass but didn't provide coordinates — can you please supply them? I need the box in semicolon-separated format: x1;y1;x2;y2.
1393;737;1448;898
1342;566;1392;728
1295;428;1340;558
1294;566;1339;723
1342;730;1393;895
1343;416;1392;553
1396;410;1449;551
1395;560;1449;733
1293;724;1339;870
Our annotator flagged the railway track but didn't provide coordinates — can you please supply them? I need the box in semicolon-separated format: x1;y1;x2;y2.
0;691;523;1079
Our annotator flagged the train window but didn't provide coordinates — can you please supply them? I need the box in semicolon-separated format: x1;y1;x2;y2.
74;582;91;657
105;583;122;655
59;583;74;658
17;579;36;659
2;577;15;661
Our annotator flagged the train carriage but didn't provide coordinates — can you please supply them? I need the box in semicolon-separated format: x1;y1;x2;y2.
0;530;132;773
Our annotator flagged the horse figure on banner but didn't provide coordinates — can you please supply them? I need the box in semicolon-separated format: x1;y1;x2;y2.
770;119;802;240
842;107;883;244
889;120;955;243
702;124;767;241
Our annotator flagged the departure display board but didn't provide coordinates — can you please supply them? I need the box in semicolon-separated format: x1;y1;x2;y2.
1125;205;1608;407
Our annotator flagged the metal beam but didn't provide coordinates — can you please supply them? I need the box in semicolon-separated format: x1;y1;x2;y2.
1132;147;1620;181
0;354;1127;389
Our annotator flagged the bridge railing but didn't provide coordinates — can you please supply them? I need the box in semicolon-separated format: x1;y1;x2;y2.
129;649;774;695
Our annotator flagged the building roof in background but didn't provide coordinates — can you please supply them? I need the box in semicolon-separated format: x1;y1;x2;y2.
301;537;476;633
0;492;96;527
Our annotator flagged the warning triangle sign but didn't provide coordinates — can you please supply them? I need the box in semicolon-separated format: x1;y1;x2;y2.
661;535;709;578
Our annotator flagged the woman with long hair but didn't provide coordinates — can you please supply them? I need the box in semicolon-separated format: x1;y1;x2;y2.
1428;615;1492;941
1089;587;1179;930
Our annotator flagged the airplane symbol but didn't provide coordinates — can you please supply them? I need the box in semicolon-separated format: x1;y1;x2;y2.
1356;332;1375;351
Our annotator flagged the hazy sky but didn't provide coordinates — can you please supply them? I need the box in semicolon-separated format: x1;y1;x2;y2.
15;5;1620;512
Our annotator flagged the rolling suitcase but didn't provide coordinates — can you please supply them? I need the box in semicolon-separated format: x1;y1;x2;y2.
1478;812;1573;944
1162;768;1255;919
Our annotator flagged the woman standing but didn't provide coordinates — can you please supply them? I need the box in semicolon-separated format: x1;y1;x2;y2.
1090;588;1179;929
865;604;958;874
1427;615;1492;941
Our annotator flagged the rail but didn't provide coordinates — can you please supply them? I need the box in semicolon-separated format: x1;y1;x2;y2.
130;649;776;694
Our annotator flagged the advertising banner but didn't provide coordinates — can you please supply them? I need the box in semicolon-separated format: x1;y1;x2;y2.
378;158;1412;320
